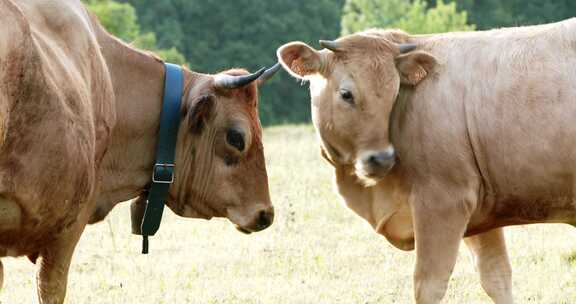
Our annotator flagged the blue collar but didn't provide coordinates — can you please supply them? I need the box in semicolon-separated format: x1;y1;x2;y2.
140;63;184;254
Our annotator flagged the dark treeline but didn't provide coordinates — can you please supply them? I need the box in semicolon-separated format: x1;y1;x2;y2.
426;0;576;30
119;0;345;126
110;0;573;125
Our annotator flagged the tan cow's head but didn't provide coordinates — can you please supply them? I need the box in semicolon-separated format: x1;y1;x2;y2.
168;66;279;234
277;30;437;184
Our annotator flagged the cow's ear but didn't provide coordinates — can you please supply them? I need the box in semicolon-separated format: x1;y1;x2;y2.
277;42;324;79
395;51;437;86
186;95;215;134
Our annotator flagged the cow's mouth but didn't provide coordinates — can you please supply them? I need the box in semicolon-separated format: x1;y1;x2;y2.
234;217;273;234
355;166;392;185
236;226;253;234
228;206;274;234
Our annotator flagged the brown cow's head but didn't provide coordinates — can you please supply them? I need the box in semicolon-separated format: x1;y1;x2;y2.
277;30;436;184
167;65;279;234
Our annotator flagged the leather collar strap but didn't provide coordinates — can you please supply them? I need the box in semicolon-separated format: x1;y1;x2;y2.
140;63;184;254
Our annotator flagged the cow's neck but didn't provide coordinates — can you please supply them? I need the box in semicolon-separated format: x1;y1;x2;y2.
95;29;189;206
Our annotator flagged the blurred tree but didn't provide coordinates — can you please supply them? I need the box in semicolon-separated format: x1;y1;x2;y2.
121;0;345;125
132;32;187;64
426;0;576;30
83;0;187;65
342;0;474;35
82;0;575;125
84;0;140;41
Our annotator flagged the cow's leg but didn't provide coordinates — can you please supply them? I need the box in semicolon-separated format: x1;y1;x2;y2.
412;188;472;304
465;228;513;304
36;221;85;304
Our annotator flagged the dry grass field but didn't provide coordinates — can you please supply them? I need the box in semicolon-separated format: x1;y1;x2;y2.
2;125;576;303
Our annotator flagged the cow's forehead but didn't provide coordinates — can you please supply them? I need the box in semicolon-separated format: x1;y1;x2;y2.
339;32;398;52
187;70;261;138
216;89;260;130
329;53;395;92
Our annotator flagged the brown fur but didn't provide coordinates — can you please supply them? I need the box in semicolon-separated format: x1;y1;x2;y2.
278;18;576;303
0;0;273;303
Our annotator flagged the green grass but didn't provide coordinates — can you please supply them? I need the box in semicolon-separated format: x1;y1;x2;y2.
2;125;576;303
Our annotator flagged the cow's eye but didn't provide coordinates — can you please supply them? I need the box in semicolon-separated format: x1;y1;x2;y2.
226;129;245;152
339;89;354;104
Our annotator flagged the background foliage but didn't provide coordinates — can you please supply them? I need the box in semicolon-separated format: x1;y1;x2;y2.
342;0;474;35
84;0;574;125
432;0;576;30
84;0;187;64
122;0;345;125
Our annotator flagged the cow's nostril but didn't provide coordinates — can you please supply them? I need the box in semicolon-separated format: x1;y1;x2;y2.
257;210;273;228
368;153;394;166
368;155;380;166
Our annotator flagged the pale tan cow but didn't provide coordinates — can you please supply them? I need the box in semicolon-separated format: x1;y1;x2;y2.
0;0;277;303
278;18;576;303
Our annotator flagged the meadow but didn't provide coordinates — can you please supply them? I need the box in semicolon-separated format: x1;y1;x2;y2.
2;125;576;303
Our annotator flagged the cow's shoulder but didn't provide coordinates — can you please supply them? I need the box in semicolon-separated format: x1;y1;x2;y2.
0;0;113;225
17;0;93;37
0;0;95;94
0;0;35;75
0;0;32;45
8;0;116;139
17;0;102;77
0;0;38;121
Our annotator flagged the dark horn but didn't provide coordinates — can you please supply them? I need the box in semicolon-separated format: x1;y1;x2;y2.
399;43;417;54
319;40;340;52
257;63;281;84
214;67;266;90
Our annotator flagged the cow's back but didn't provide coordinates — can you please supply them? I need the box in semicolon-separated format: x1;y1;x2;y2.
399;18;576;228
0;0;115;254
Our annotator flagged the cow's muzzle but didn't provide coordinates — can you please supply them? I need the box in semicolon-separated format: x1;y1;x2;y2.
355;147;396;180
234;206;274;234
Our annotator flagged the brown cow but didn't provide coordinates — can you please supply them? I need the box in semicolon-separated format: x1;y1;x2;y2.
0;0;277;303
278;18;576;303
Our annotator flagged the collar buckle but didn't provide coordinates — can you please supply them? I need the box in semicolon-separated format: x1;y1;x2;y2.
152;163;175;184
